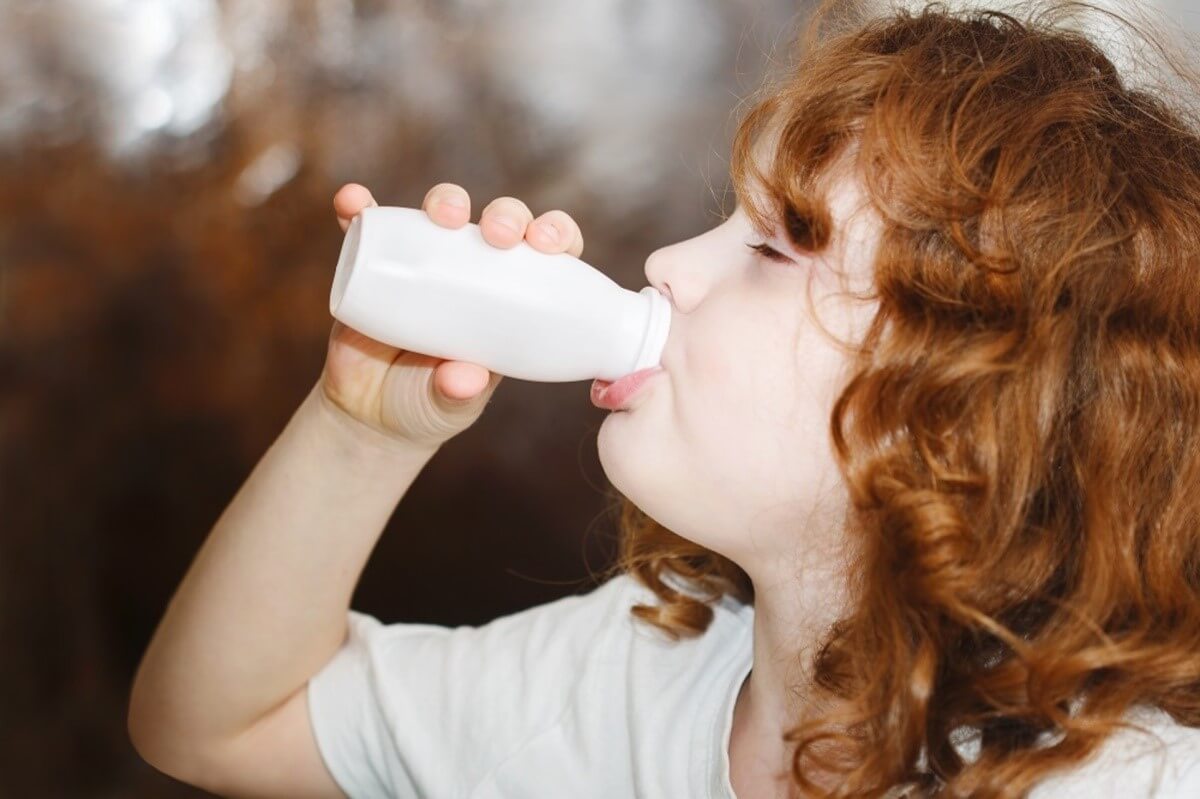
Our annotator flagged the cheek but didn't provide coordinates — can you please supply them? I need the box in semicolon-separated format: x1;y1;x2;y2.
692;306;848;474
686;311;764;415
686;309;806;463
690;297;802;408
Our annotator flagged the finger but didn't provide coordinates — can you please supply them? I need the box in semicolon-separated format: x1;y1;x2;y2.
334;184;377;232
433;361;493;400
527;209;585;258
478;196;535;248
421;182;471;228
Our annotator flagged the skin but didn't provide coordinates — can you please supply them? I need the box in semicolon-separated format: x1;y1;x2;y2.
378;167;883;794
599;167;883;796
128;168;883;799
127;182;593;798
345;171;884;796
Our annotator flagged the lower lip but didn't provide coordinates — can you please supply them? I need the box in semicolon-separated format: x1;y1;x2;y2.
590;368;664;411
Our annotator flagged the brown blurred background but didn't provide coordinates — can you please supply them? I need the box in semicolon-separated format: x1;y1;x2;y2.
0;1;804;795
8;0;1194;795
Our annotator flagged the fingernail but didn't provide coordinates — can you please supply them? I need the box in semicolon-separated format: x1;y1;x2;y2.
538;221;561;244
493;215;520;233
441;193;466;208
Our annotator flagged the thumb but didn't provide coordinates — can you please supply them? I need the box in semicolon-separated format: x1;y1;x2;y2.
433;361;495;402
430;364;503;422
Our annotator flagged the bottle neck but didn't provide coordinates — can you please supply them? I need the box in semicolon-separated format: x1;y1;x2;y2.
631;286;671;373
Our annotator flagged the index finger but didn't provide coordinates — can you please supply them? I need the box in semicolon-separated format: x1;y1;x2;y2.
334;183;377;232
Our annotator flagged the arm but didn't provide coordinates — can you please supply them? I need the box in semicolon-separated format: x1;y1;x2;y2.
127;382;438;795
128;182;587;797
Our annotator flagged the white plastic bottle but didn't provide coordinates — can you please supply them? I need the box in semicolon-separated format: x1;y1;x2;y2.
329;206;671;383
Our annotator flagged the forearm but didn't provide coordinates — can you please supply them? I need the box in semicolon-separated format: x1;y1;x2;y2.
129;381;438;761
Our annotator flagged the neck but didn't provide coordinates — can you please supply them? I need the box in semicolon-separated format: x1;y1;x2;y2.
729;554;851;797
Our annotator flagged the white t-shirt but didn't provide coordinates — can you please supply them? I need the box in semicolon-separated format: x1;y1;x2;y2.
307;573;1200;798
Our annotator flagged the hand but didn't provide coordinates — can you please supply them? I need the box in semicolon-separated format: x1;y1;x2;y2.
316;182;587;451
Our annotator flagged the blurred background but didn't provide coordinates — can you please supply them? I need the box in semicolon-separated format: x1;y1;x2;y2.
0;0;810;795
0;0;1196;796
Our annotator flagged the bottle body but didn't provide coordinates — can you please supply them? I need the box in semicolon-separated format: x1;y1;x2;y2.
330;206;670;383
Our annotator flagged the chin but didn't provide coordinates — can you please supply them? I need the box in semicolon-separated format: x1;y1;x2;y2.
595;415;624;487
596;411;672;508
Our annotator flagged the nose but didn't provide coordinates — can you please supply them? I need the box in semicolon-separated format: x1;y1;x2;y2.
644;246;673;307
644;238;707;314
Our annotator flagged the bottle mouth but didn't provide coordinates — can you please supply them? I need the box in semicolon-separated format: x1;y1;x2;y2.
632;286;671;372
330;214;363;316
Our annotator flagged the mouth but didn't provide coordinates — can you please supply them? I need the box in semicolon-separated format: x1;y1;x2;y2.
590;367;664;411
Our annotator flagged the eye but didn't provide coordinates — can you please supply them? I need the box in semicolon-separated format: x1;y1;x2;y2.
745;241;791;263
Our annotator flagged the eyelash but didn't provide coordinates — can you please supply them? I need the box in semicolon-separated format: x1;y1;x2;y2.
746;241;790;263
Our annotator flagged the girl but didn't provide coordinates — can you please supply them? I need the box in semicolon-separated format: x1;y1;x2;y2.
129;1;1200;797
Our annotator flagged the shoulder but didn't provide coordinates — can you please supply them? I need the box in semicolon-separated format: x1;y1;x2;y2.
308;572;726;797
1029;706;1200;799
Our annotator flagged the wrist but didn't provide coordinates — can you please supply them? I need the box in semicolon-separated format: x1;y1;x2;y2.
301;382;440;465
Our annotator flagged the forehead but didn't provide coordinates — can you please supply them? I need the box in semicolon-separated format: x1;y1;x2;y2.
824;169;880;261
745;121;871;217
817;170;882;300
743;136;880;266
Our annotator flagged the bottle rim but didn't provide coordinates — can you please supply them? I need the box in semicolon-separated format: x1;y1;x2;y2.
631;286;671;373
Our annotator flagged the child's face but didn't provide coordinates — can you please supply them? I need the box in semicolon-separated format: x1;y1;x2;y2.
598;167;881;582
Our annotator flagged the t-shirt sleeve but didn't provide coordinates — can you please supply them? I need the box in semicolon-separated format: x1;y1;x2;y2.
1028;707;1200;798
305;575;642;799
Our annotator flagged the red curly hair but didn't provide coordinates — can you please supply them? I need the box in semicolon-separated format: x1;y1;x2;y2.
601;1;1200;796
